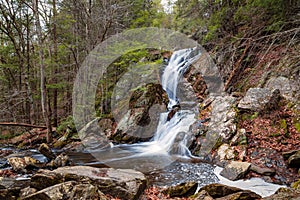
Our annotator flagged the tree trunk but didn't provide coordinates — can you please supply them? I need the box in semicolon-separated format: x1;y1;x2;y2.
52;0;58;127
33;0;52;143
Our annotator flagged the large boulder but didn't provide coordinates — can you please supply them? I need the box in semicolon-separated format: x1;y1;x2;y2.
0;177;31;200
78;118;112;150
198;183;261;199
238;88;281;112
265;76;299;102
30;166;146;200
220;161;251;181
111;83;168;143
22;181;108;200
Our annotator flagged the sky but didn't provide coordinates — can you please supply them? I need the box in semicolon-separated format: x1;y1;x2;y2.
160;0;177;13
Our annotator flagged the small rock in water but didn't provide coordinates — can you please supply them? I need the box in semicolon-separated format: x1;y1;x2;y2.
220;161;251;181
7;157;43;172
38;143;55;160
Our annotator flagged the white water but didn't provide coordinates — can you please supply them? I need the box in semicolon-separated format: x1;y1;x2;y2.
125;48;201;156
92;48;201;165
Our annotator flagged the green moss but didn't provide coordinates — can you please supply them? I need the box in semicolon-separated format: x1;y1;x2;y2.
57;116;76;134
294;122;300;133
269;132;281;137
280;119;288;132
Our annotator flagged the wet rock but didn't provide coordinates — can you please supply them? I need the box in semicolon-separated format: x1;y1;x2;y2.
167;105;181;121
238;88;281;112
288;151;300;168
38;143;55;160
250;164;275;176
7;157;44;172
111;83;168;144
265;76;299;102
162;182;198;197
193;190;214;200
263;187;300;200
0;177;31;200
23;181;108;200
46;153;69;168
220;161;251;181
215;191;262;200
79;118;112;150
30;169;64;190
199;183;242;198
31;166;146;200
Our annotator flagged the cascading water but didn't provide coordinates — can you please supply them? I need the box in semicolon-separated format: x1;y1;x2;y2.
82;47;202;169
118;47;201;157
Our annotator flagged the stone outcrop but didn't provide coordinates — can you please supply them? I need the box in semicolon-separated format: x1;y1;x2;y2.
111;83;168;143
28;166;146;200
238;88;281;112
198;94;237;159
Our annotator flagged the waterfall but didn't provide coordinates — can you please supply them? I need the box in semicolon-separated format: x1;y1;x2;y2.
85;48;202;170
162;48;201;109
153;47;201;155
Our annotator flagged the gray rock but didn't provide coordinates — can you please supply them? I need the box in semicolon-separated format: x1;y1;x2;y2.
238;88;281;112
30;166;146;200
250;164;275;176
0;177;31;200
79;118;111;150
220;161;251;181
199;95;237;157
265;76;299;102
23;181;108;200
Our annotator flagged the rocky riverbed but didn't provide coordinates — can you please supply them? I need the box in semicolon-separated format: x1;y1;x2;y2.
0;70;299;199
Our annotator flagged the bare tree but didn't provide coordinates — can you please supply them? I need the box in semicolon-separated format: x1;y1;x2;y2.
32;0;52;142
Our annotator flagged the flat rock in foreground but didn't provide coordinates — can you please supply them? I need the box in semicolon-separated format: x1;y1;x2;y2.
29;166;146;200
